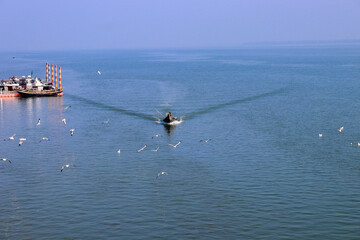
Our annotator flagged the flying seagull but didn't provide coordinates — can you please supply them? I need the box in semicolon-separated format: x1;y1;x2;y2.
36;118;41;126
318;134;323;138
70;129;75;136
338;126;344;133
64;105;71;111
39;137;50;142
4;133;16;141
19;138;26;146
169;141;182;148
0;158;11;163
60;164;74;172
200;139;212;143
137;144;147;152
97;70;101;75
156;171;168;179
117;149;121;154
151;147;160;152
62;118;67;125
102;119;109;124
152;134;162;139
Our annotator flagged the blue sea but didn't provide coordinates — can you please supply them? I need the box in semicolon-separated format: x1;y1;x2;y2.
1;46;360;239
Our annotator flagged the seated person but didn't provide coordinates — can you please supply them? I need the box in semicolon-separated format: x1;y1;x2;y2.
163;112;177;123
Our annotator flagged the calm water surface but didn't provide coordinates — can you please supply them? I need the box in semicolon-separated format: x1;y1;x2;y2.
1;47;360;239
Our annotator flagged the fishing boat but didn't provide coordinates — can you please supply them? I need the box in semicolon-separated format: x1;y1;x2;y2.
163;112;177;123
162;112;183;125
17;88;63;97
154;108;183;125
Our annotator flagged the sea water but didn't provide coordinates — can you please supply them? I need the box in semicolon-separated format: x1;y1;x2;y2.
1;46;360;239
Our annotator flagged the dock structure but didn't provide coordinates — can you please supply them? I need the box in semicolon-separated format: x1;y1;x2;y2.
46;63;48;82
51;64;54;85
55;65;57;89
0;63;63;98
0;91;21;98
59;67;62;89
47;63;50;83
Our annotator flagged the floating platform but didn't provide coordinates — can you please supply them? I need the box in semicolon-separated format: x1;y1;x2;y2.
0;91;21;98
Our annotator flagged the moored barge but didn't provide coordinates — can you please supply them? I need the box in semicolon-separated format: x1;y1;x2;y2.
17;88;63;97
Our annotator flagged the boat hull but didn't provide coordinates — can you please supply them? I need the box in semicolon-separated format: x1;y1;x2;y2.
17;89;63;97
162;119;183;125
0;92;21;98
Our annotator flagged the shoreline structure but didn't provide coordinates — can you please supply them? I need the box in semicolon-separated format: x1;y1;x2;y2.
0;63;63;98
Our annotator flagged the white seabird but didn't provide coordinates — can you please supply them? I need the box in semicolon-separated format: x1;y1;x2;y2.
4;133;16;141
117;149;121;154
19;138;26;146
152;134;162;139
168;141;182;148
156;171;168;179
64;105;71;111
338;126;344;133
70;129;75;136
39;137;50;142
60;164;74;172
151;147;159;152
36;118;41;126
0;158;11;163
102;119;109;124
97;70;101;75
200;139;212;143
137;144;147;152
62;118;67;125
318;134;323;138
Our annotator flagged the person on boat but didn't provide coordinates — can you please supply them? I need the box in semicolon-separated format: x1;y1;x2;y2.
163;112;177;123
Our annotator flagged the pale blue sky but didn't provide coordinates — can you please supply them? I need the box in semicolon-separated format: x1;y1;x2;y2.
0;0;359;51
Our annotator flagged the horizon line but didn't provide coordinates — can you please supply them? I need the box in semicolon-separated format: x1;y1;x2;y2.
0;39;359;53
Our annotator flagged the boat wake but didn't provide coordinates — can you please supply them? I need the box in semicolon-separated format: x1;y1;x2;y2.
184;87;287;120
67;88;287;124
67;94;155;120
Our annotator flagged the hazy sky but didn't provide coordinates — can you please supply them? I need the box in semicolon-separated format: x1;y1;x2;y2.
0;0;359;51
